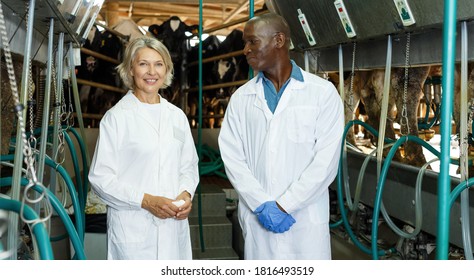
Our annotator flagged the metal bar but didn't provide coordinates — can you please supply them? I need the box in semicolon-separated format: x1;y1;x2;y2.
76;78;127;94
197;0;205;253
187;50;243;67
188;114;224;119
37;18;54;192
372;34;392;260
8;0;36;260
49;32;65;196
459;20;472;259
186;79;246;93
73;112;103;120
75;2;93;35
70;43;91;168
80;47;120;64
437;0;457;260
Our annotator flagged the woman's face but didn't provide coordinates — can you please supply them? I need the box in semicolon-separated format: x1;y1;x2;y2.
130;47;167;96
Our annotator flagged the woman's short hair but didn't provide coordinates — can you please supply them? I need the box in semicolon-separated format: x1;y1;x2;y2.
117;36;174;89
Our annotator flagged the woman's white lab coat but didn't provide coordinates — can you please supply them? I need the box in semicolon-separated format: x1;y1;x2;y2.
218;68;344;259
89;92;199;260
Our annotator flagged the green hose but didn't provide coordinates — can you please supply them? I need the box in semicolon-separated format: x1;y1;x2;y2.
0;198;54;260
371;135;458;259
0;177;86;259
0;154;84;242
335;120;396;256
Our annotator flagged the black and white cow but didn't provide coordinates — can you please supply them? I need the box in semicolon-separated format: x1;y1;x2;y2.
185;34;222;127
209;29;249;127
149;16;199;105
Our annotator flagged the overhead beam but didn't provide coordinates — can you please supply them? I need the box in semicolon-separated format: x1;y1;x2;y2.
104;0;246;4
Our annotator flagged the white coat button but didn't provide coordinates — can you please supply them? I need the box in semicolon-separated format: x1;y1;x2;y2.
272;179;277;184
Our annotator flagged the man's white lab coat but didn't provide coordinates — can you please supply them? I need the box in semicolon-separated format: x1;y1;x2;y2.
218;68;344;259
89;92;199;259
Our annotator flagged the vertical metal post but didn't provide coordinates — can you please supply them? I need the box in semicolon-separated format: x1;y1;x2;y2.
37;18;55;189
248;0;254;79
459;20;472;260
8;0;36;260
437;0;457;260
376;35;392;179
68;42;90;167
50;32;65;195
197;0;205;253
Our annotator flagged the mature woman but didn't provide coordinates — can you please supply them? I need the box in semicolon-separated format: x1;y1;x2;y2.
88;36;199;260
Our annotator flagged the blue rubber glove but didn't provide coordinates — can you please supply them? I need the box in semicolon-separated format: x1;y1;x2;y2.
273;214;296;233
254;201;296;233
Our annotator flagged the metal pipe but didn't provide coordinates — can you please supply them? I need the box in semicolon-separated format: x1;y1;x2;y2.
8;0;36;260
76;78;127;94
437;0;457;260
376;35;392;181
459;20;472;260
70;43;91;169
197;0;205;253
186;79;247;93
82;5;102;42
75;2;94;35
49;32;64;196
248;0;254;79
338;44;345;109
187;50;243;67
37;18;54;192
80;47;120;65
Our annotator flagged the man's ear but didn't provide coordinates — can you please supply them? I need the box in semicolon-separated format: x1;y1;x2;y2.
274;32;286;48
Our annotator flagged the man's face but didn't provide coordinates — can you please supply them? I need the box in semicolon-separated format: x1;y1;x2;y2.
243;20;277;72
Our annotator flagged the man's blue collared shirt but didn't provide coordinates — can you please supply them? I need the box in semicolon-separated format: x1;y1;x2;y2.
256;60;304;113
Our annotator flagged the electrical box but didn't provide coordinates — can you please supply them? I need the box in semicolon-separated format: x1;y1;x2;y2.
297;9;317;46
334;0;356;38
393;0;416;26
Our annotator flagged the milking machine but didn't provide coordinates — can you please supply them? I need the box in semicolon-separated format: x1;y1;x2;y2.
0;0;102;259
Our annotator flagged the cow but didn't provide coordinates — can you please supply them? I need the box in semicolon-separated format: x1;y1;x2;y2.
337;66;432;167
185;34;222;128
186;29;249;128
209;29;249;127
149;16;199;105
76;19;146;123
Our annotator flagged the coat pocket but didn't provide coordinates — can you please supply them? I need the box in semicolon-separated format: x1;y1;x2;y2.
108;210;151;244
287;107;318;143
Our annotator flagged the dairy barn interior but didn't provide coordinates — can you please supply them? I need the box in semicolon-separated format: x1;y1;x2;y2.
0;0;474;261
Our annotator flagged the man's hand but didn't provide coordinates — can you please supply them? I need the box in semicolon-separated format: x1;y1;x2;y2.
254;201;296;233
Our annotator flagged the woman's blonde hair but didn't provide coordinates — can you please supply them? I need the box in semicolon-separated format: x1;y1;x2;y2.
116;36;174;89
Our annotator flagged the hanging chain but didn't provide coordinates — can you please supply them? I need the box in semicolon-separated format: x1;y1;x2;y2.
0;1;51;227
348;41;357;109
50;61;57;125
400;32;411;136
52;55;66;165
25;1;36;150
